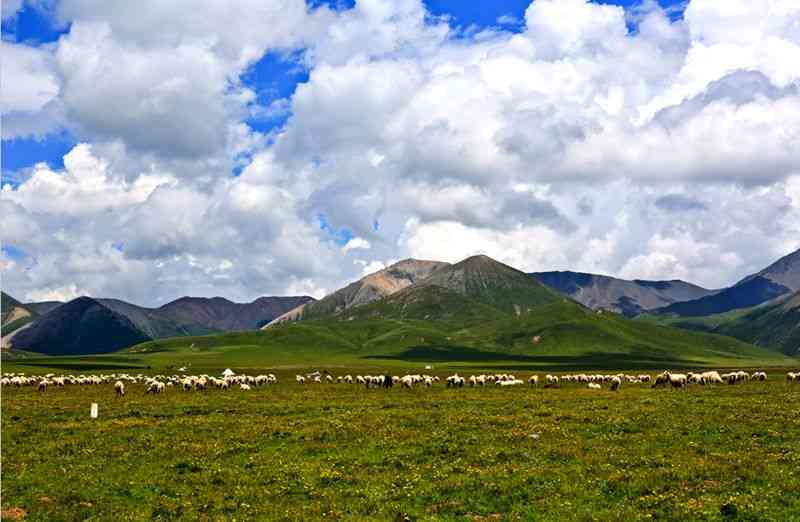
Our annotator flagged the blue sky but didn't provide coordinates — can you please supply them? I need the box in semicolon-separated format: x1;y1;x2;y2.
2;0;687;180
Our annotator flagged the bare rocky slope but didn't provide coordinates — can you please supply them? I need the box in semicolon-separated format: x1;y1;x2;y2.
265;259;449;326
530;271;716;316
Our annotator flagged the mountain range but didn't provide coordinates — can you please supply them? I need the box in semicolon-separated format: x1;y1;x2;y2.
529;271;717;316
3;247;799;359
2;294;313;356
134;254;792;369
649;249;800;317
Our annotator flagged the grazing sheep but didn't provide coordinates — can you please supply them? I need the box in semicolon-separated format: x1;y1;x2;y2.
296;375;306;384
146;381;165;394
37;380;50;392
653;371;687;389
528;375;539;387
114;381;125;396
610;376;621;391
701;371;724;385
446;375;465;388
587;383;601;390
751;371;767;382
787;372;799;382
240;383;251;390
545;375;559;388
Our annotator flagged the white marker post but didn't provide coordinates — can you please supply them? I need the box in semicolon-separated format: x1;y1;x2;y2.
90;403;98;419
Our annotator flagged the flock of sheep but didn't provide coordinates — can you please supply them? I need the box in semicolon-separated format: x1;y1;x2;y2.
0;371;278;395
2;369;798;395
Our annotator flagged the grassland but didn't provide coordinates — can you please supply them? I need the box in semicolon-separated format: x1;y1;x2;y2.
2;371;800;521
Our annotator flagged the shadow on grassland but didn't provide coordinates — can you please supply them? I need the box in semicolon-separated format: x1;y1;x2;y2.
363;344;703;370
12;357;148;371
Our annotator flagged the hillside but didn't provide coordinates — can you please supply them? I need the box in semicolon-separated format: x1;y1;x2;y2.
531;271;716;316
24;300;63;315
5;293;314;356
266;259;448;325
654;248;800;317
97;299;219;339
9;297;150;355
715;291;800;356
1;292;37;335
160;295;314;330
122;299;793;371
417;255;560;314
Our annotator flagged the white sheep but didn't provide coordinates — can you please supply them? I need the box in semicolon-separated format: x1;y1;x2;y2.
701;371;724;385
37;379;50;392
609;376;621;391
587;382;601;390
146;381;165;394
296;375;306;384
528;375;539;387
446;374;465;388
114;381;125;396
240;383;251;390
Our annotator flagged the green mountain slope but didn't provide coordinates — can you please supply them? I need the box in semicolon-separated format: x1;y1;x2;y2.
118;297;793;371
640;291;800;357
415;255;560;314
711;292;800;356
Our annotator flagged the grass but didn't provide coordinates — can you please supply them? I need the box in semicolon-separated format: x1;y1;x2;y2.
2;371;800;520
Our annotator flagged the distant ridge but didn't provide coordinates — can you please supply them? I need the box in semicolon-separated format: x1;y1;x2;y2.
9;297;150;355
160;295;314;330
653;248;800;317
4;293;315;356
531;271;717;316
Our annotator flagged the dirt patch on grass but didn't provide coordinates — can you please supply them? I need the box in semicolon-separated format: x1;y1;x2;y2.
1;507;27;520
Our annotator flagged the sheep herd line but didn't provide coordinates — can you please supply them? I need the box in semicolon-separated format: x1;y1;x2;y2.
3;369;799;396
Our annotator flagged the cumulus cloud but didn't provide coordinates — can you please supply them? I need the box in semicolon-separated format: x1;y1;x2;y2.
3;0;800;304
342;237;371;253
1;41;65;139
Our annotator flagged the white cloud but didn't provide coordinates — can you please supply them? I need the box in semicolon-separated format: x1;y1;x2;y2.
1;41;65;139
3;0;800;304
342;237;371;253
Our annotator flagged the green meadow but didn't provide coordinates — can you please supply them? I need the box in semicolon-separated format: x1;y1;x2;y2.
2;371;799;521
